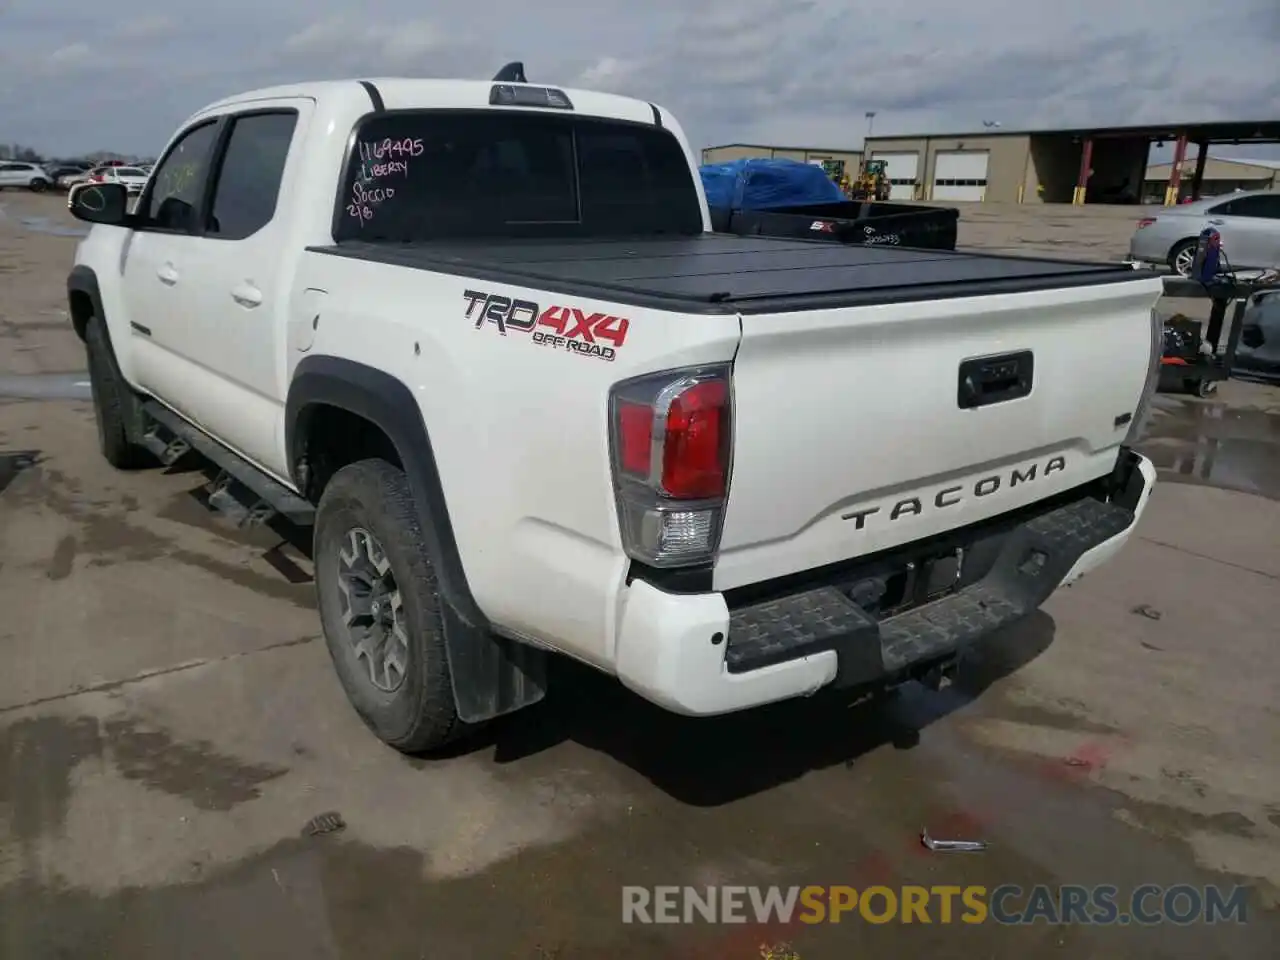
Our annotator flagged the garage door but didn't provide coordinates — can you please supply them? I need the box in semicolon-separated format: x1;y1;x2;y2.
932;151;989;201
871;152;919;200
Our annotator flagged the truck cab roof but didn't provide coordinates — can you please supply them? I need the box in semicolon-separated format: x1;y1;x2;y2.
195;77;666;129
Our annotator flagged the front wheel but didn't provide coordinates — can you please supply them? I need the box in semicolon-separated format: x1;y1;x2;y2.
28;179;48;193
314;459;466;754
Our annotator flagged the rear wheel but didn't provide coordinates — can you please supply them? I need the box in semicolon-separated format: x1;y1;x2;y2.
314;459;465;754
1168;239;1196;278
85;317;150;469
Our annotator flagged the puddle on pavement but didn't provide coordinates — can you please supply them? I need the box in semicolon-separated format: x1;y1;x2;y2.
18;216;88;238
0;372;92;401
3;630;1277;958
3;705;1276;958
1136;397;1280;501
2;460;317;605
0;715;287;842
0;205;87;238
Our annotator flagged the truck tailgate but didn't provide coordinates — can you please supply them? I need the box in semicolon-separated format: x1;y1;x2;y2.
714;276;1162;591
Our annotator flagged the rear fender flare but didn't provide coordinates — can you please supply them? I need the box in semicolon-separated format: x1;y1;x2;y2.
285;355;546;723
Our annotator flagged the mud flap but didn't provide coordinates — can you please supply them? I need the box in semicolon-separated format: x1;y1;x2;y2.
439;603;547;724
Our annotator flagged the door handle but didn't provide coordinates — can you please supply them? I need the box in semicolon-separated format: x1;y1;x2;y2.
1207;219;1224;225
157;263;179;285
231;283;263;308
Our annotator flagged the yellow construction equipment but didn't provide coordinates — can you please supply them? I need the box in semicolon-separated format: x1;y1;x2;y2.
848;159;890;201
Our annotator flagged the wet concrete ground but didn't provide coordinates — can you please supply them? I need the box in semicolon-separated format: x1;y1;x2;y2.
2;194;1280;958
1141;396;1280;503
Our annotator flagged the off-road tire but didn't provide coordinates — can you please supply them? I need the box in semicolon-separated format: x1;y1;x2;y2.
85;317;150;469
1168;239;1197;278
314;458;465;754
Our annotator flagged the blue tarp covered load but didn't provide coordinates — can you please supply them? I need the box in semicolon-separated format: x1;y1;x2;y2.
699;157;845;210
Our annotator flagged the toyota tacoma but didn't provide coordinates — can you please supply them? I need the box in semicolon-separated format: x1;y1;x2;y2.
65;68;1163;752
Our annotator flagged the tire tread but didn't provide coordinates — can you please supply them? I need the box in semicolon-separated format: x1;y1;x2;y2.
316;459;464;753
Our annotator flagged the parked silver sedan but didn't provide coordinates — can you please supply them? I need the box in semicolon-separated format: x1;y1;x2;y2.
1127;189;1280;276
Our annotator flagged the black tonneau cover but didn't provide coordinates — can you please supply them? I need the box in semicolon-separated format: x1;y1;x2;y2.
309;235;1152;315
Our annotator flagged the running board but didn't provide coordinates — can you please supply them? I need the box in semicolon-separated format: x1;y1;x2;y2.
141;401;315;526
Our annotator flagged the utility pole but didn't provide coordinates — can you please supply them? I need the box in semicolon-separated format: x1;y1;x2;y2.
863;111;877;177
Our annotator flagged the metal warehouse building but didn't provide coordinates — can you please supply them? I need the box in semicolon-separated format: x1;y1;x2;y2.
703;119;1280;205
1142;157;1279;202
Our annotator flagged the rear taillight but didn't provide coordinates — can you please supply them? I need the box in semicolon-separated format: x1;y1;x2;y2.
609;365;732;567
1136;217;1156;229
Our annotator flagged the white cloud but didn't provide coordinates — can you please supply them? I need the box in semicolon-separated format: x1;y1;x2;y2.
113;15;175;40
576;57;636;92
48;42;93;67
0;0;1276;158
281;18;350;55
283;16;445;67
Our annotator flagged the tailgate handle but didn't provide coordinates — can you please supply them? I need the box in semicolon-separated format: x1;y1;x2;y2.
957;351;1034;409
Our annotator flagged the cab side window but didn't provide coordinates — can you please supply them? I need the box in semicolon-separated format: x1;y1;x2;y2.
1209;195;1280;219
1225;195;1280;219
141;120;220;233
206;111;298;240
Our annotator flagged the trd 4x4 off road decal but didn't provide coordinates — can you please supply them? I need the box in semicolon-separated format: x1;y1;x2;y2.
463;289;630;362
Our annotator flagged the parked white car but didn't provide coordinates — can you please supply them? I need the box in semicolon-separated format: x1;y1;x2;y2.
98;165;150;194
0;160;52;192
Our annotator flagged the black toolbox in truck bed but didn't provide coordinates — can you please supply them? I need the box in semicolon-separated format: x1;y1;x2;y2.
709;199;960;251
311;234;1151;315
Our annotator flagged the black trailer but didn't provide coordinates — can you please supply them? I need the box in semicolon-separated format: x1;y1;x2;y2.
1158;276;1275;397
709;199;960;252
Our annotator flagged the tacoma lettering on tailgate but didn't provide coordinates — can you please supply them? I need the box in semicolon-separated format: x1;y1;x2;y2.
842;456;1067;530
462;289;630;362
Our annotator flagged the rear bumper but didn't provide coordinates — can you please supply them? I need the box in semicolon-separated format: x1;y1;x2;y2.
615;451;1157;716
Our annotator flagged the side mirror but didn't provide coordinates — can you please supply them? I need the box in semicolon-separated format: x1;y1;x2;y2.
68;182;130;225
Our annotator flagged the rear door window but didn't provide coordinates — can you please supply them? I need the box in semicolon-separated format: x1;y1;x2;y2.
333;110;702;241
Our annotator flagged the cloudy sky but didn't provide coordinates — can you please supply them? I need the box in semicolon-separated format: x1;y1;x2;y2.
2;0;1278;160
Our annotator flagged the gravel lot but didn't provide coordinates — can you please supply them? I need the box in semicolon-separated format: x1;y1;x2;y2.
2;192;1278;959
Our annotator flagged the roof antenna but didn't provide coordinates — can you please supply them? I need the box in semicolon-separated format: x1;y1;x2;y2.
492;62;527;83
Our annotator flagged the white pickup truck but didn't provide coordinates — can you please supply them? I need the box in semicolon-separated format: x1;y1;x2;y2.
66;66;1163;753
